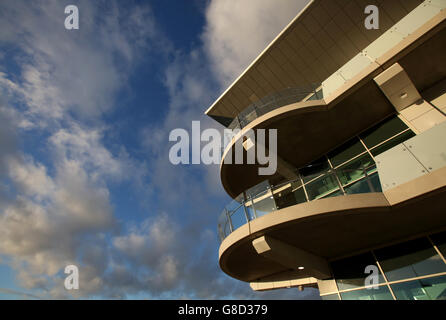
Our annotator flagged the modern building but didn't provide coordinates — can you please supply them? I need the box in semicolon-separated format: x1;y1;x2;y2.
204;0;446;300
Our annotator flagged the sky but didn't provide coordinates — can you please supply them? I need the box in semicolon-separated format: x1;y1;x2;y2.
0;0;319;299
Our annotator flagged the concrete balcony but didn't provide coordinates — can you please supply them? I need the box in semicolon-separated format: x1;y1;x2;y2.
218;2;446;199
217;121;446;288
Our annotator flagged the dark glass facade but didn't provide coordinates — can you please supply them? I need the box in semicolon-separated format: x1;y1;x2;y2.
321;232;446;300
218;115;415;242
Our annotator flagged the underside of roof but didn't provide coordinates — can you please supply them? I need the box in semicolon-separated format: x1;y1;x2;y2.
205;0;424;126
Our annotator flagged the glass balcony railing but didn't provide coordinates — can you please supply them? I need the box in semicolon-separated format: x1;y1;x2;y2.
227;85;323;130
217;164;382;242
217;114;422;242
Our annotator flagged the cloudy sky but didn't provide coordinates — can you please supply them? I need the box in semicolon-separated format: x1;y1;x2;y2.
0;0;318;299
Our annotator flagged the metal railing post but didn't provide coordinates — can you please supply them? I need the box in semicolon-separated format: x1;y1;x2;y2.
250;194;258;219
225;209;233;233
326;156;345;195
299;172;310;202
268;183;277;211
364;167;375;192
242;192;251;222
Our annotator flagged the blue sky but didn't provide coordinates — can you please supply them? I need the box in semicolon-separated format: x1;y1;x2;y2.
0;0;318;299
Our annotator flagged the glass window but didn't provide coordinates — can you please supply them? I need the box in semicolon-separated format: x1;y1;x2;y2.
321;189;344;199
219;212;231;238
369;172;382;192
332;252;384;291
305;172;340;201
238;105;257;128
217;212;229;241
228;117;241;130
340;285;393;300
370;130;416;156
374;238;446;282
344;173;382;195
391;275;446;300
299;157;329;183
360;115;409;149
344;176;372;195
229;205;247;231
430;231;446;258
321;293;340;300
244;202;256;221
292;186;307;204
251;189;276;217
224;192;247;234
306;88;324;101
245;180;270;199
226;194;245;212
336;154;375;186
257;101;276;117
274;181;306;210
328;138;366;168
223;222;231;238
278;94;299;107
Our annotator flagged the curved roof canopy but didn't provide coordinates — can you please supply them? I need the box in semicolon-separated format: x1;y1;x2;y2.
205;0;423;126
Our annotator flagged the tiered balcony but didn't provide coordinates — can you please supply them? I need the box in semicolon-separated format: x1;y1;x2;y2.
217;118;446;284
218;115;415;242
218;161;381;242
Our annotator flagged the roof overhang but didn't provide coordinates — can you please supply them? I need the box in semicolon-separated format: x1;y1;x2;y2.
205;0;424;125
219;10;446;198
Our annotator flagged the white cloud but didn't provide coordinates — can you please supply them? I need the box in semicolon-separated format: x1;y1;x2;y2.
0;0;162;126
49;124;124;180
0;0;155;298
0;0;321;300
145;0;313;202
0;286;43;299
7;157;55;200
113;213;177;265
137;0;320;299
203;0;310;87
112;213;182;293
0;157;115;279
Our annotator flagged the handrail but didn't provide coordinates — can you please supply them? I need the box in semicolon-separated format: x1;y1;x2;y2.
217;165;381;242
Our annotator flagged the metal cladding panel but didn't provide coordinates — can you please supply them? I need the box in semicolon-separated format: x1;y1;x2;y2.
404;121;446;172
376;144;427;191
376;121;446;191
206;0;426;122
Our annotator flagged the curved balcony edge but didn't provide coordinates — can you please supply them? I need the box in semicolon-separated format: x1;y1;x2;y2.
220;99;327;198
218;166;446;283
